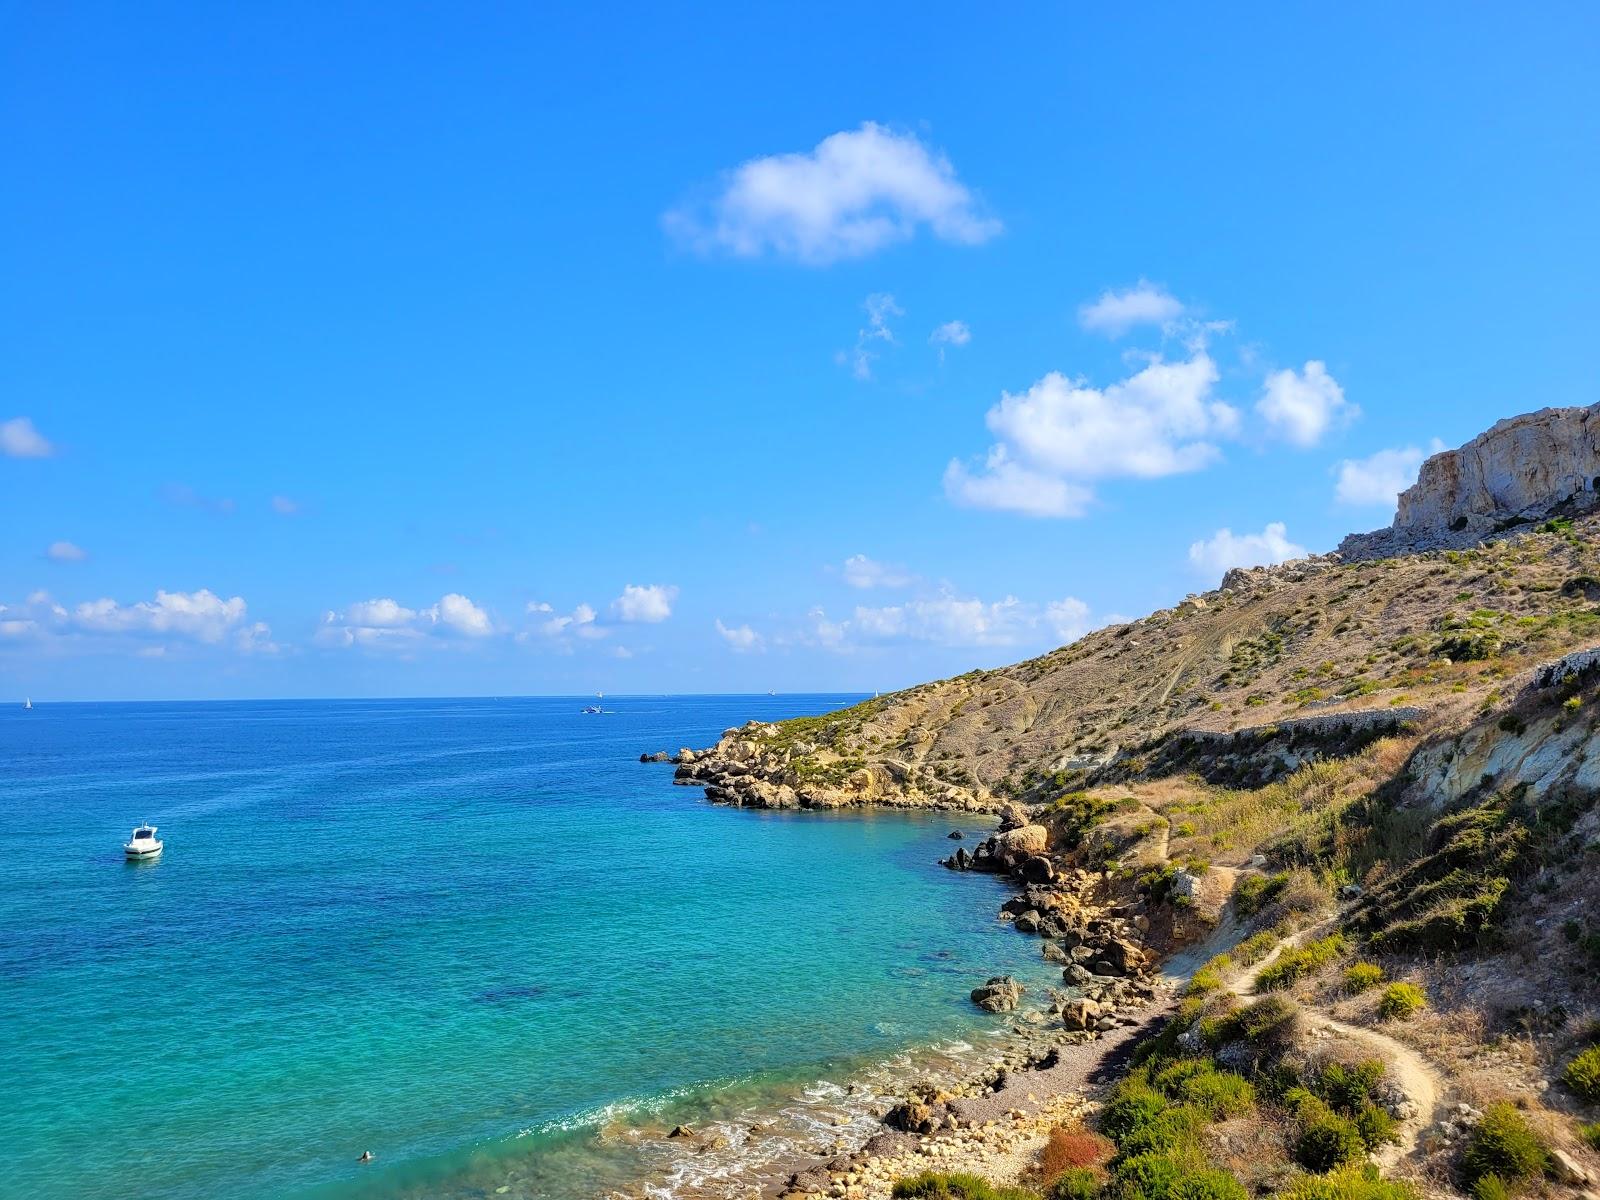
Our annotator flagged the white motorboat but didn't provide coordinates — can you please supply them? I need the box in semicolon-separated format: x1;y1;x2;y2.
124;824;163;860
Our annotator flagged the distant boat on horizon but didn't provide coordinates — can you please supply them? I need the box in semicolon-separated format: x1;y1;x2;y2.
23;697;32;710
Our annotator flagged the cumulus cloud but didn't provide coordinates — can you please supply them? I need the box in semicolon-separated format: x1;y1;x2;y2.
802;590;1100;651
320;593;494;649
529;601;603;640
271;495;300;515
930;319;971;362
1333;441;1444;507
2;417;54;458
1256;361;1353;447
945;351;1237;517
1188;522;1306;578
943;449;1093;518
46;541;87;562
715;618;764;652
840;554;917;589
0;587;275;653
665;122;1001;265
1078;281;1185;337
612;583;677;624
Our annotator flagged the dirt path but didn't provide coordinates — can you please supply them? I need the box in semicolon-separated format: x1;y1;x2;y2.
1226;926;1444;1170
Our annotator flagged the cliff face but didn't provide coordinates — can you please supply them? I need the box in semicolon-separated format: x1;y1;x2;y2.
1396;403;1600;532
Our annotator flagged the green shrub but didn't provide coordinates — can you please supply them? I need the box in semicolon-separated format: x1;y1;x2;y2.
1376;983;1426;1020
1564;1045;1600;1102
1353;1104;1398;1150
1050;1169;1102;1200
1234;872;1289;916
1460;1102;1549;1190
1187;965;1225;996
1167;1170;1248;1200
1174;1068;1256;1119
1468;1177;1510;1200
892;1171;1041;1200
1342;963;1384;994
1258;935;1347;991
1579;1121;1600;1151
1101;1084;1170;1145
1235;931;1280;965
1276;1163;1419;1200
1111;1153;1182;1200
1294;1112;1366;1172
1116;1106;1206;1157
1315;1061;1386;1113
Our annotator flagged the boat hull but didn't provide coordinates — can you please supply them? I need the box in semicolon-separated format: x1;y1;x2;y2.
124;844;163;859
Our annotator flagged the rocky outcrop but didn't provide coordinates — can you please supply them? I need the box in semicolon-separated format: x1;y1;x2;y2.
675;720;1002;813
1341;402;1600;560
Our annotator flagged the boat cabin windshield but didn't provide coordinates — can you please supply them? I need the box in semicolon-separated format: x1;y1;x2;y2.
134;827;155;839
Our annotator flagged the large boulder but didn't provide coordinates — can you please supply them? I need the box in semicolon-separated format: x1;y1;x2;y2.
1013;910;1041;934
996;802;1031;832
1022;855;1055;884
1101;937;1147;976
1061;998;1102;1030
970;976;1024;1013
1000;824;1049;856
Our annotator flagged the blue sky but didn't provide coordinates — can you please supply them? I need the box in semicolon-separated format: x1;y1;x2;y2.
3;3;1597;700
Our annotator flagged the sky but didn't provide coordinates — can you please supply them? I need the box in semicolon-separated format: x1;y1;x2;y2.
3;3;1598;700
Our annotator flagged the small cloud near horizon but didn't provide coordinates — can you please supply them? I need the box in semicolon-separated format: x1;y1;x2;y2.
1;416;55;458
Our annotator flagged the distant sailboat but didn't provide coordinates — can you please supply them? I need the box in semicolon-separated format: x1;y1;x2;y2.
581;691;604;715
23;697;32;710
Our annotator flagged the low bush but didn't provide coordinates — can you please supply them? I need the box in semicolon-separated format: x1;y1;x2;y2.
1580;1121;1600;1151
1234;872;1289;917
1342;963;1384;994
1460;1102;1549;1191
1469;1176;1510;1200
1376;983;1426;1020
1110;1152;1182;1200
1276;1163;1419;1200
1285;1090;1366;1172
1564;1045;1600;1103
1167;1169;1248;1200
1234;930;1281;965
1041;1126;1116;1177
1258;935;1348;992
1050;1169;1102;1200
893;1171;1040;1200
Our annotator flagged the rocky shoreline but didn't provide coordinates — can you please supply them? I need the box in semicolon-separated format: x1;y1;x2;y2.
635;752;1187;1200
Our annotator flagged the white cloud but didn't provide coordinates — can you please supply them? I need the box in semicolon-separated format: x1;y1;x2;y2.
612;583;677;623
345;598;418;628
161;483;236;514
1046;597;1092;642
1256;361;1353;447
0;416;54;458
1333;441;1444;507
46;541;87;562
320;593;494;649
1188;522;1306;578
72;589;249;642
271;495;300;515
665;122;1001;265
943;449;1093;518
840;554;917;589
0;586;278;653
840;292;904;380
930;320;971;362
1078;280;1185;337
433;592;493;637
946;351;1238;518
715;618;764;652
803;590;1100;651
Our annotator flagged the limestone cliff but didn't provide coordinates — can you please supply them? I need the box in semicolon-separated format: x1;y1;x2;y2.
1341;400;1600;560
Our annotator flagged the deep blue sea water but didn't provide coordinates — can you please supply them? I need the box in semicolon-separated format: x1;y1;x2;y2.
5;696;1055;1200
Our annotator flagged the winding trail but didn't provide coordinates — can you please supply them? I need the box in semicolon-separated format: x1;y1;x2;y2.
1226;926;1444;1170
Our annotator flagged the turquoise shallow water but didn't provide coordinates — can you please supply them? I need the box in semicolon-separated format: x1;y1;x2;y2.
5;696;1054;1200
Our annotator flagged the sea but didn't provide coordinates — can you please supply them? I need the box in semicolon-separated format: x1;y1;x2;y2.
5;695;1060;1200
